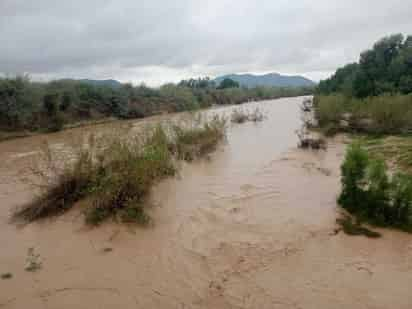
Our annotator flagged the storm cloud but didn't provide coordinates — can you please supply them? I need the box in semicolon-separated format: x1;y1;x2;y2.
1;0;412;85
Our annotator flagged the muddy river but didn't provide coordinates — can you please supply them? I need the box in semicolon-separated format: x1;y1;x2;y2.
1;97;411;308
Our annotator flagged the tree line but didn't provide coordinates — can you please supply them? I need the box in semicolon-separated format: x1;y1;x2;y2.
318;34;412;98
0;76;313;133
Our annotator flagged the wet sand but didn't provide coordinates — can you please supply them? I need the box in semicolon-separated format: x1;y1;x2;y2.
1;97;411;308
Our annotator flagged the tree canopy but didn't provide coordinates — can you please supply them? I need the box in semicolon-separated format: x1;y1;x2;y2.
217;78;240;89
318;34;412;98
0;76;313;133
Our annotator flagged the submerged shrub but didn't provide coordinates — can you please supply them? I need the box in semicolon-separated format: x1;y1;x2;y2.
171;115;226;161
85;126;176;225
338;142;412;230
230;108;265;124
230;109;249;124
14;143;96;222
14;117;227;226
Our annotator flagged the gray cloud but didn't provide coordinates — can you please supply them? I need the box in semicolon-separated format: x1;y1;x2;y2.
1;0;412;85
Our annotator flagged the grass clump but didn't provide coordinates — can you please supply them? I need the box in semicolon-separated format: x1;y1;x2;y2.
230;108;265;124
313;94;346;129
170;115;227;161
358;135;412;174
338;143;412;231
84;126;176;225
14;141;97;221
14;116;227;226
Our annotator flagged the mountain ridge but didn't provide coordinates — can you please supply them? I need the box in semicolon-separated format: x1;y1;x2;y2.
214;73;316;88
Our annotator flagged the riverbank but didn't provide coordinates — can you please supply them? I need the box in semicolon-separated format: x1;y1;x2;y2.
0;95;308;143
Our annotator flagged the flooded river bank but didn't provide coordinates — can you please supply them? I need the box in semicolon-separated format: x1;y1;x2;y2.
1;97;411;308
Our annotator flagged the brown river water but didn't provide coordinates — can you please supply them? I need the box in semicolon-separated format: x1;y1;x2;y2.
1;97;412;308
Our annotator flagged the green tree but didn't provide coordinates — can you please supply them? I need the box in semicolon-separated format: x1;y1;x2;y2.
60;91;72;111
217;78;240;89
318;33;412;98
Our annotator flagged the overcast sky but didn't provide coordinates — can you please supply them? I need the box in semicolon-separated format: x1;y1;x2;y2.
1;0;411;86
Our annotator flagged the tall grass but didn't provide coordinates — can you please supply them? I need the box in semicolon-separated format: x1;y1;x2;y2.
314;94;412;134
13;115;227;225
171;115;226;161
230;108;265;124
313;94;346;127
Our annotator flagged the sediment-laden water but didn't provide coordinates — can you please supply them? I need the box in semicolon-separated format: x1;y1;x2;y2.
1;97;411;309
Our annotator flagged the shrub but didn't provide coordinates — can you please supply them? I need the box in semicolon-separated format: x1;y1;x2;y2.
230;108;265;124
13;142;96;222
171;115;227;161
85;126;176;225
230;109;249;124
365;158;390;223
338;143;369;212
338;142;412;230
14;116;227;225
389;173;412;226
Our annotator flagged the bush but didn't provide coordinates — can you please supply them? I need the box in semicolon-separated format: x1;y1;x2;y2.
389;173;412;226
14;116;227;225
13;143;96;221
171;115;227;161
338;142;412;230
230;108;265;124
338;143;369;212
230;109;249;124
84;125;176;225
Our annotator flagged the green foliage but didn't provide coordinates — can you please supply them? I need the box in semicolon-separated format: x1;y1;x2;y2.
318;34;412;98
0;76;312;135
0;75;41;130
314;94;412;134
14;116;227;226
159;84;200;111
390;173;412;225
338;143;412;231
217;78;240;89
60;91;72;111
313;94;345;127
171;115;227;161
317;63;359;96
338;143;369;212
43;93;59;116
85;125;177;225
178;77;215;89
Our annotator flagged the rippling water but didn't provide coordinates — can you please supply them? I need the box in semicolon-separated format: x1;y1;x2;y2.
1;96;411;309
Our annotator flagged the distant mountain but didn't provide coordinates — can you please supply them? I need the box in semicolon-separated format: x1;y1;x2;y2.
214;73;316;88
78;79;122;88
